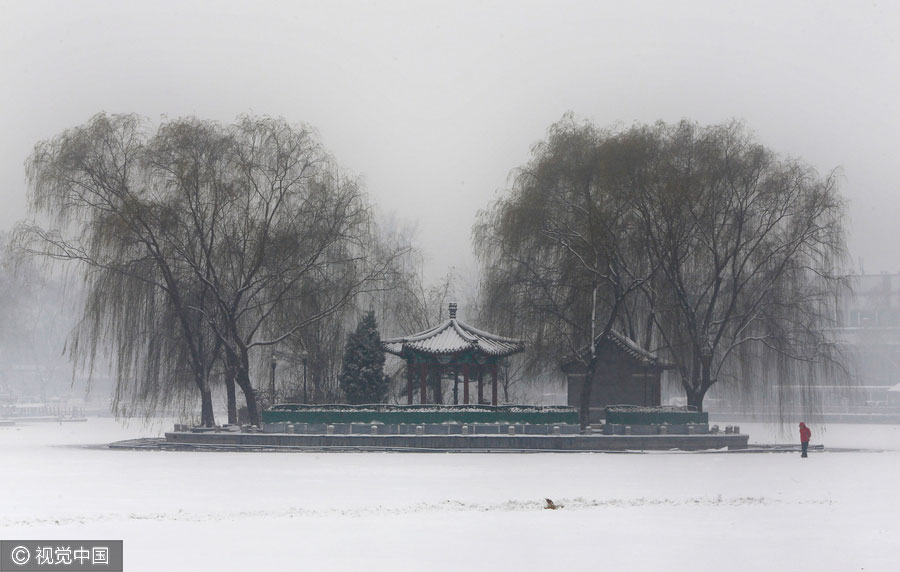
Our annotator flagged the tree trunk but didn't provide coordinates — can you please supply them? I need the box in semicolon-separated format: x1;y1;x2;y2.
234;367;260;427
199;386;215;427
686;352;714;412
226;346;261;426
192;364;216;427
224;366;237;425
686;388;707;412
685;380;710;413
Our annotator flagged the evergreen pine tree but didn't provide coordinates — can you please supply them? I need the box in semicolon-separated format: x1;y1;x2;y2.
339;311;391;404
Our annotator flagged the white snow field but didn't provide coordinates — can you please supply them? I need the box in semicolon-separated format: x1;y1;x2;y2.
1;419;898;572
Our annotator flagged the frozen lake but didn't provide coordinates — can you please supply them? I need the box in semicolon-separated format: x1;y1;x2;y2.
1;419;898;571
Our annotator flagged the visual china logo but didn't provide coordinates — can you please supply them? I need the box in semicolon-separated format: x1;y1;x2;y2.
0;541;122;571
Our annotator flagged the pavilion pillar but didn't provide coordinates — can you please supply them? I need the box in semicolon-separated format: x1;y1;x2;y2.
433;366;443;404
491;364;497;405
463;364;470;405
491;363;498;406
407;363;413;405
477;368;484;404
420;363;428;405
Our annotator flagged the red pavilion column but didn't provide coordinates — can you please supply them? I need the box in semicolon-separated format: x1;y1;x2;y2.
420;363;428;405
463;364;470;405
491;363;498;406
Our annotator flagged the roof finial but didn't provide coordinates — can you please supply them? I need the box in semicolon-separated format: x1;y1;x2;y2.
449;302;457;319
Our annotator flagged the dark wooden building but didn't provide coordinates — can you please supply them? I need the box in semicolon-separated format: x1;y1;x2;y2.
561;330;674;422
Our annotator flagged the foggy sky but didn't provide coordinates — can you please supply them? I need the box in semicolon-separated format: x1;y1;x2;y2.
2;0;898;280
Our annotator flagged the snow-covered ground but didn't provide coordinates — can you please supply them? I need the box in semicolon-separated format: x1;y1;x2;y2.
1;419;898;571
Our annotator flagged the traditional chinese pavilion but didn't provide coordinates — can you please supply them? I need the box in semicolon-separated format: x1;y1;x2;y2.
561;330;675;423
382;303;525;405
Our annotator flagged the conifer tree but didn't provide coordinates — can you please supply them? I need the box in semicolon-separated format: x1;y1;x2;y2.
339;311;390;404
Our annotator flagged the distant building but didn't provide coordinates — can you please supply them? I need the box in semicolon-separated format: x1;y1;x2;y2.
889;383;900;407
561;331;674;423
830;272;900;408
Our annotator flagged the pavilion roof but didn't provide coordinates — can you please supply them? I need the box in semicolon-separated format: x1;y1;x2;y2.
382;305;524;359
561;329;675;369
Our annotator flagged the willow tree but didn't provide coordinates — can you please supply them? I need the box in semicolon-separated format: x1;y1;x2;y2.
17;113;399;426
625;120;849;412
164;117;396;425
478;115;849;419
16;114;222;425
476;116;656;427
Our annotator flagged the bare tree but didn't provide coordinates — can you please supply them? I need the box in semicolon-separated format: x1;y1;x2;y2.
360;220;461;402
478;115;850;421
375;238;457;336
476;116;655;427
187;116;401;424
16;114;222;425
16;113;402;426
476;116;847;420
625;120;849;412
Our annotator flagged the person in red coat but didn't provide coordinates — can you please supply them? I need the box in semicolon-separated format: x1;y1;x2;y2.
799;422;811;458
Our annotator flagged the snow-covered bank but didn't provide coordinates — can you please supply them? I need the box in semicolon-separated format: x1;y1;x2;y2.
739;420;900;450
1;419;898;571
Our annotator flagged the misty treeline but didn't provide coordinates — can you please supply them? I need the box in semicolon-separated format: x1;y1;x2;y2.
0;232;78;400
9;112;851;426
12;113;455;427
476;115;849;422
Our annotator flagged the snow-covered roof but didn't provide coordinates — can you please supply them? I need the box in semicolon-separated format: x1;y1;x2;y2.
562;330;674;368
382;309;524;359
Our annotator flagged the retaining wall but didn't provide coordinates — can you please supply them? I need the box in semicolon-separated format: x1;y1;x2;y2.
164;430;749;451
261;422;582;435
262;404;579;425
605;409;709;425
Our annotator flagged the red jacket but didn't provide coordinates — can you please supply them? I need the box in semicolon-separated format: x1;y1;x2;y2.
799;423;811;443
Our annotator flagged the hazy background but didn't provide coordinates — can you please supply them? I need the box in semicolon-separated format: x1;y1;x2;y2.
1;0;898;279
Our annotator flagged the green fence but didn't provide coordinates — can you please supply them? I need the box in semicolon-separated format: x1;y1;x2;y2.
605;406;708;425
262;404;579;425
